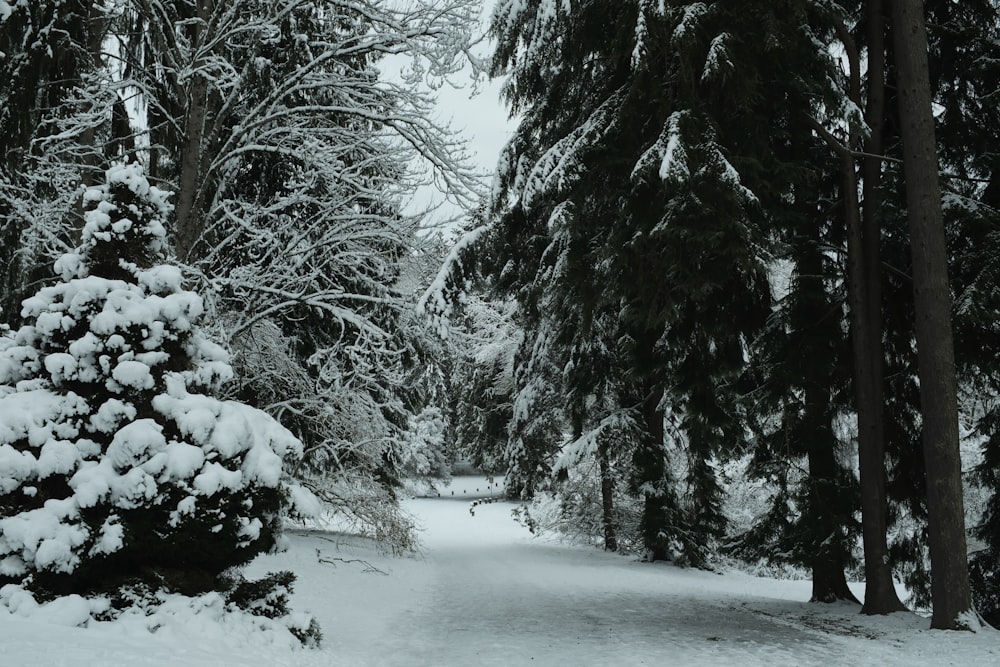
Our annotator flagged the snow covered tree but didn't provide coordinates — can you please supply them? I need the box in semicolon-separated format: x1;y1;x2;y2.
69;0;485;548
450;293;519;477
0;165;313;598
0;0;133;317
487;0;849;566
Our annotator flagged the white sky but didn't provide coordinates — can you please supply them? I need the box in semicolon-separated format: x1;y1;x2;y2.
393;0;517;233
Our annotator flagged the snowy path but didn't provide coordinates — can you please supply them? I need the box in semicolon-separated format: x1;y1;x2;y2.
257;480;1000;666
371;499;834;666
4;477;1000;665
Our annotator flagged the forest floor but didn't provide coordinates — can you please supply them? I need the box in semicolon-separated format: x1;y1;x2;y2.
2;476;1000;666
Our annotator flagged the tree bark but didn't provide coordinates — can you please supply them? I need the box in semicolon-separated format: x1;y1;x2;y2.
890;0;974;630
598;439;619;552
805;390;860;604
828;8;908;614
797;219;859;604
174;0;215;261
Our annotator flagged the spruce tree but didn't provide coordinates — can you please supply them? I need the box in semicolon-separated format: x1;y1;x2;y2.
0;165;309;597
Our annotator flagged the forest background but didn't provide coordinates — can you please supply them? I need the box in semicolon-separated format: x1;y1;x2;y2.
2;0;1000;640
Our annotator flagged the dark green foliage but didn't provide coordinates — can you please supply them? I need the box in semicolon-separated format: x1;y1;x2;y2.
223;570;295;619
487;0;838;563
970;552;1000;628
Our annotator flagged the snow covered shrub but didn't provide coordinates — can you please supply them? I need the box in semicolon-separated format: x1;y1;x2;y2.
512;452;644;555
222;570;322;645
398;406;451;486
222;317;420;554
0;164;314;600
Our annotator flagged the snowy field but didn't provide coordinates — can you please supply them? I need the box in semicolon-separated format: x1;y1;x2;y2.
2;476;999;666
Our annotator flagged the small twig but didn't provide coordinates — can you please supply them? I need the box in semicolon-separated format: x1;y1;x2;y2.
314;549;389;575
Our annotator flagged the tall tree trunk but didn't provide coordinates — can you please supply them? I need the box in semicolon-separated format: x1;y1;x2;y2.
849;144;905;614
890;0;974;630
174;0;215;261
830;12;907;614
861;0;886;401
598;438;619;552
799;218;859;604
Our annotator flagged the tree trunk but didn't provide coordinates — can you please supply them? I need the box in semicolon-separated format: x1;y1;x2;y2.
634;329;670;561
811;554;859;605
890;0;974;631
800;238;859;604
806;427;859;603
174;0;215;261
862;0;886;369
848;139;905;613
636;387;669;561
574;408;619;553
598;439;619;552
829;10;907;614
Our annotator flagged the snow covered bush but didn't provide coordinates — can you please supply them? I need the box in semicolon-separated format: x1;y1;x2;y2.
511;456;644;555
398;406;451;486
0;165;316;601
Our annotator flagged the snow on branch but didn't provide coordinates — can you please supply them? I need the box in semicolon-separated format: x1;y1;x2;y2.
702;32;734;83
632;110;690;182
416;223;488;338
672;2;709;44
553;410;641;475
520;87;626;209
0;0;24;23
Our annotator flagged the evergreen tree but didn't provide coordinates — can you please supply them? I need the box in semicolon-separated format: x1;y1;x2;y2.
487;0;844;565
0;165;312;597
734;165;861;603
451;293;520;478
806;0;999;621
0;0;130;317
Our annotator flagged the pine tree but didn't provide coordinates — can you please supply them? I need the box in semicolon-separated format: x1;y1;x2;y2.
487;0;847;565
734;154;861;602
0;165;311;597
891;0;974;630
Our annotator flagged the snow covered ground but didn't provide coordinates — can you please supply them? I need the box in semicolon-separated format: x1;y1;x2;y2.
3;476;999;666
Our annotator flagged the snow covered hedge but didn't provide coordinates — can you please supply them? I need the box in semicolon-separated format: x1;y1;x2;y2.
0;165;318;601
